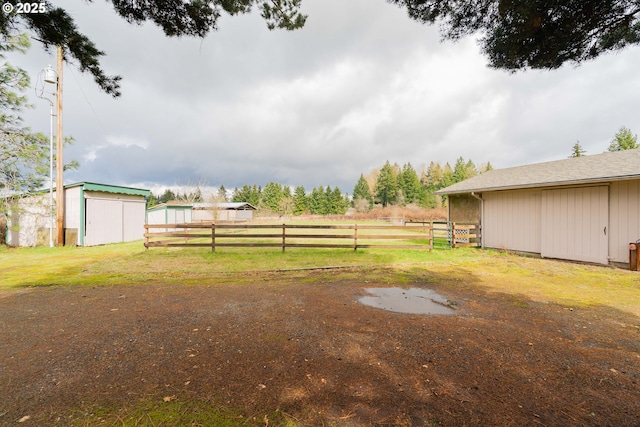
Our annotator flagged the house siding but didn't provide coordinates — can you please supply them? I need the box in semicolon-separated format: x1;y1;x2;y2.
480;182;639;266
540;186;608;264
609;179;640;263
482;189;542;253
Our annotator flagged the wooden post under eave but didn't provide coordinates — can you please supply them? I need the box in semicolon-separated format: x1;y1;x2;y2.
451;222;456;249
55;45;64;246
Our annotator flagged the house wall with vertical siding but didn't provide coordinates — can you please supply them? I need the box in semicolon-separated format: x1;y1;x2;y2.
480;180;640;266
609;179;640;263
482;189;542;253
540;186;608;264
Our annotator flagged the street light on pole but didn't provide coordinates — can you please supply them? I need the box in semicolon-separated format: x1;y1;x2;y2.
36;64;57;247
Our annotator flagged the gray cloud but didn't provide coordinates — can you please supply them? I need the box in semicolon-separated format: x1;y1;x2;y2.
10;0;640;194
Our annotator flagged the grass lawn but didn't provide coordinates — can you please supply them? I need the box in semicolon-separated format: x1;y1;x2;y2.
1;240;639;316
2;240;639;426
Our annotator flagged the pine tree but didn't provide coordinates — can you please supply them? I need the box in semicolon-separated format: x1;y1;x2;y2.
282;185;292;199
374;161;398;207
292;186;308;215
261;182;283;212
465;159;478;178
252;185;262;207
569;141;586;157
352;174;373;208
334;187;347;214
308;186;328;215
232;185;250;203
440;163;454;207
423;161;443;189
147;193;159;208
159;189;176;203
307;187;319;214
329;187;347;215
1;34;50;213
453;157;469;183
399;162;421;204
479;162;494;173
217;185;228;202
608;127;639;151
441;163;454;189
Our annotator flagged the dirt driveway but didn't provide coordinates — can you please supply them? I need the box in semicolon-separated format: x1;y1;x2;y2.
1;267;639;426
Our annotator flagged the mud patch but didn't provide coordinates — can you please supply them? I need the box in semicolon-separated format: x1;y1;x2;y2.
358;287;456;315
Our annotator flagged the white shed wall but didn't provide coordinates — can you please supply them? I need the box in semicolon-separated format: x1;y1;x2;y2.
146;208;166;225
236;210;253;220
84;192;146;246
191;209;252;222
146;207;192;232
64;186;81;229
6;194;52;247
482;189;541;253
609;179;640;263
123;201;146;242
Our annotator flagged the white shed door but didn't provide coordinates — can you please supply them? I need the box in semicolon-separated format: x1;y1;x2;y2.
541;186;609;264
85;198;123;246
122;201;145;242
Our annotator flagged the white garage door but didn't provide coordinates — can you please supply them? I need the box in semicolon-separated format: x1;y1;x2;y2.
85;198;123;246
541;186;609;264
122;201;146;242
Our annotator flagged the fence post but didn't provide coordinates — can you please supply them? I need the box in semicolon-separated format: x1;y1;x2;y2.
282;223;286;252
451;222;456;249
212;222;216;253
429;221;433;251
144;225;149;250
354;224;358;251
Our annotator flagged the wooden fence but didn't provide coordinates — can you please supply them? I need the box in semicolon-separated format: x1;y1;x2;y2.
144;222;480;252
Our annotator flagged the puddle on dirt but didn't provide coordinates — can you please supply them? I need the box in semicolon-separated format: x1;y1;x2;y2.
358;287;456;315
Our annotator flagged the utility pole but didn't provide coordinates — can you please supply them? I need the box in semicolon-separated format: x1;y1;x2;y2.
56;45;64;246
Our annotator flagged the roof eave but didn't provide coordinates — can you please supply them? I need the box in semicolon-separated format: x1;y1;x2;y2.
437;174;640;195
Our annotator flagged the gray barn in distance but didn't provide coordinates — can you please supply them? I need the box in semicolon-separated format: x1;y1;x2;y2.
436;149;640;267
146;202;256;227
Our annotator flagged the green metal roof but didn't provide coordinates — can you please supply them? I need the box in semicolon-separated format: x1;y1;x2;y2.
65;182;150;197
146;203;192;212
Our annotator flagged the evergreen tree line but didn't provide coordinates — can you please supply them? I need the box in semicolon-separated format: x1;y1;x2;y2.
147;156;493;214
232;183;349;216
147;188;205;207
352;158;492;211
149;183;350;216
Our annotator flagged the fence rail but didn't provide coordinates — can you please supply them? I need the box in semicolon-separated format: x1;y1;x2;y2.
144;222;480;252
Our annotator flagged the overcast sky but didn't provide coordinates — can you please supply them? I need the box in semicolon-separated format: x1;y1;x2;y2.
10;0;640;195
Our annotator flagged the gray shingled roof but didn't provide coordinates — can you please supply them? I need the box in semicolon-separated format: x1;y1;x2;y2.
436;149;640;195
